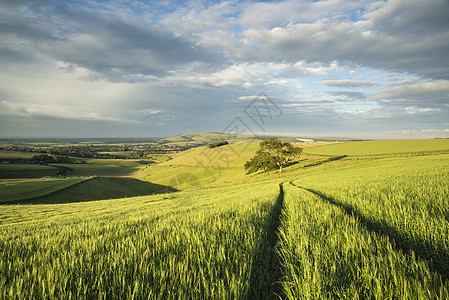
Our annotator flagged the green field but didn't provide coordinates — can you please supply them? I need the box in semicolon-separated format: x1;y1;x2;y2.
22;177;177;204
53;159;144;177
0;164;60;179
98;151;172;162
304;138;449;156
0;181;282;299
1;138;449;298
279;182;448;298
0;177;89;204
0;150;45;160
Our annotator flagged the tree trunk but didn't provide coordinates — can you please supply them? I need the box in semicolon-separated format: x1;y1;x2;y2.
279;165;283;173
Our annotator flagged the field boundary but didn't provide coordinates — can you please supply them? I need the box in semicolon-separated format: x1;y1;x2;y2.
0;177;96;205
289;182;449;281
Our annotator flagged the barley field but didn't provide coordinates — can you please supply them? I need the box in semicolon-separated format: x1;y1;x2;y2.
0;181;282;299
1;141;449;299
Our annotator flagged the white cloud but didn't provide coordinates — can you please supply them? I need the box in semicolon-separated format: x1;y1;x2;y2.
322;79;379;87
240;0;369;29
140;109;163;115
422;128;449;133
1;0;448;138
237;0;449;79
0;100;122;122
238;95;259;101
374;80;449;99
405;107;440;114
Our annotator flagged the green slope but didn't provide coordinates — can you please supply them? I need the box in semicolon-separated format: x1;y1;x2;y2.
0;177;89;203
0;164;60;179
22;177;177;204
304;138;449;156
0;181;282;299
138;142;263;189
2;140;449;298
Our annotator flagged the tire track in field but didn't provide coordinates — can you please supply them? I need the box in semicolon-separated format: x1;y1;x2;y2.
247;183;285;299
289;182;449;281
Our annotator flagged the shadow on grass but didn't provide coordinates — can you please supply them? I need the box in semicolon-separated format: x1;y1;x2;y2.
247;183;284;299
293;184;449;282
17;177;178;204
304;155;347;168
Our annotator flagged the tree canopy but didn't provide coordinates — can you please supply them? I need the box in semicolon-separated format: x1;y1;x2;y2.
244;138;303;174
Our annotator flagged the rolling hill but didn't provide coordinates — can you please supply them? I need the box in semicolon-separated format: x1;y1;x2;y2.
2;140;449;298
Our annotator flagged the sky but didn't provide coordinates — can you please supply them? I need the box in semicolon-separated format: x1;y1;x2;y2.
1;0;448;139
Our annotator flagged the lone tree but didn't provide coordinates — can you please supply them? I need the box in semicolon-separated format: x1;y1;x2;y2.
244;137;303;174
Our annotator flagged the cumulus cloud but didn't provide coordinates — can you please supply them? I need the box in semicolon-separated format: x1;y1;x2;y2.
237;0;449;79
1;1;218;83
327;91;367;99
240;0;370;29
375;80;449;100
0;0;448;138
322;79;379;88
0;100;123;122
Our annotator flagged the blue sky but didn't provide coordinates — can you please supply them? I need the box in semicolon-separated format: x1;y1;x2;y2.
1;0;448;138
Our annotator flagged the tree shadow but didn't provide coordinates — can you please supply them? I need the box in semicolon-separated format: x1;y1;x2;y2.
9;177;178;205
304;155;347;168
295;184;449;282
284;158;307;168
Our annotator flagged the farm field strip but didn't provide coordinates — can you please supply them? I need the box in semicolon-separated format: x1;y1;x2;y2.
278;183;449;299
0;164;60;179
303;139;449;157
0;177;90;204
0;181;283;299
16;177;178;204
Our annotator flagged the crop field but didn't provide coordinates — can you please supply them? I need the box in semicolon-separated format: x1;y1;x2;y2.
138;142;342;190
0;181;282;299
24;177;177;204
0;164;59;179
53;159;144;177
279;183;448;298
285;154;449;298
0;150;45;160
304;138;449;156
0;177;89;204
1;139;449;298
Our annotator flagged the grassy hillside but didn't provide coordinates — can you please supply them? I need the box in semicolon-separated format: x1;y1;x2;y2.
53;159;144;177
0;164;60;179
138;140;364;190
23;177;177;204
2;138;449;298
0;181;282;299
304;138;449;156
0;177;89;204
160;132;236;144
138;142;262;189
160;132;358;145
280;181;448;298
292;155;449;267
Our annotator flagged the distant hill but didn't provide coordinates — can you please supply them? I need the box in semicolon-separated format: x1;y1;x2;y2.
159;132;362;145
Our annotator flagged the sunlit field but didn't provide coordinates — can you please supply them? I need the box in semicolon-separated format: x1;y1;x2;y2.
1;140;449;298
